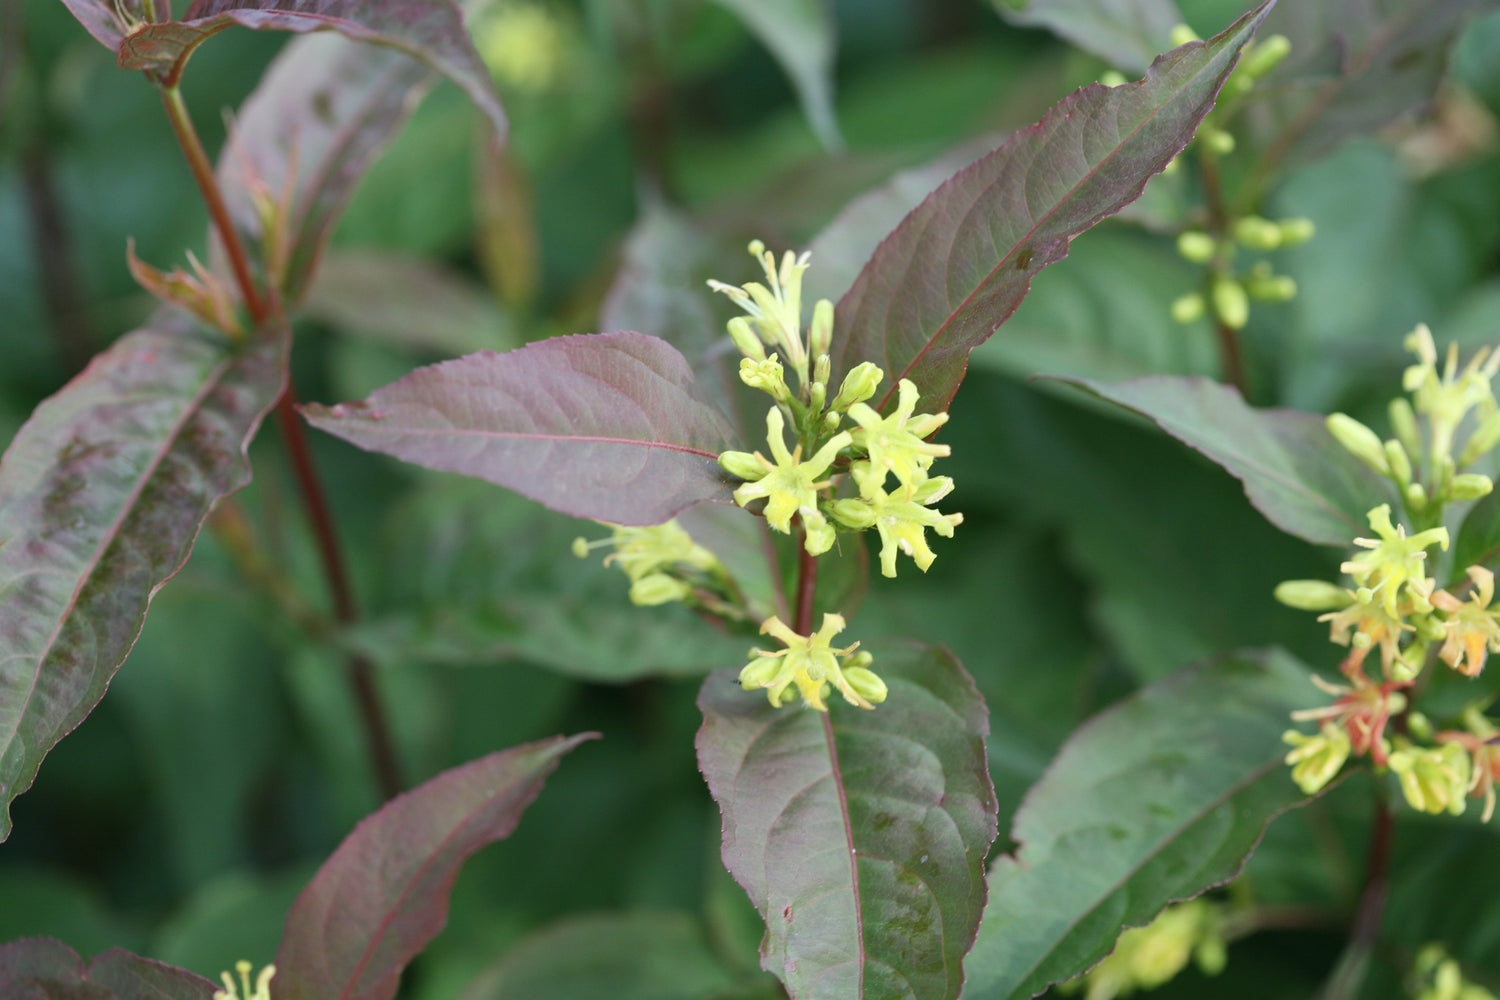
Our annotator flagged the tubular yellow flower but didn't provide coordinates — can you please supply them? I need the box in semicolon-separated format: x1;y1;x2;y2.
1389;740;1472;816
1340;504;1448;619
719;408;851;552
574;519;722;607
846;379;950;495
1283;722;1351;794
833;476;962;578
214;961;274;1000
1436;708;1500;823
1431;566;1500;676
1317;588;1415;677
1403;323;1500;462
707;241;820;379
739;613;883;711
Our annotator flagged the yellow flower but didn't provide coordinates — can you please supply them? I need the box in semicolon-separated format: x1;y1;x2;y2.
214;962;274;1000
739;613;885;711
1069;900;1226;1000
1403;323;1500;462
574;519;721;606
719;407;850;553
1340;504;1447;619
1317;588;1414;677
830;476;962;578
1389;740;1472;816
846;378;950;494
1431;566;1500;677
1283;723;1352;794
707;241;820;379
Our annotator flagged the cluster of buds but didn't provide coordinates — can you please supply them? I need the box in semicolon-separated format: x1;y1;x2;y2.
1410;944;1498;1000
1277;327;1500;817
475;1;573;95
1063;899;1228;1000
1153;24;1306;333
709;242;963;711
213;962;274;1000
573;519;738;613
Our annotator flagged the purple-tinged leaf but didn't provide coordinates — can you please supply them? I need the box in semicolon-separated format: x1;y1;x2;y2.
0;311;287;841
53;0;127;54
961;650;1316;1000
1052;374;1396;547
273;734;594;1000
302;332;737;526
708;0;841;151
992;0;1183;73
1247;0;1492;173
0;938;216;999
118;0;503;133
827;2;1273;414
697;642;997;1000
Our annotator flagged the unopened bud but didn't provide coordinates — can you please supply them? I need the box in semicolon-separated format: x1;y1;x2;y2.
727;316;765;361
823;411;842;432
829;361;884;412
1241;34;1291;78
1407;481;1429;511
828;499;876;530
808;380;827;412
843;666;888;705
813;352;831;387
1274;579;1352;611
1211;277;1249;329
1390;397;1421;460
1450;473;1494;501
1461;411;1500;466
803;516;837;556
1277;217;1316;246
739;656;782;689
1407;711;1434;741
1177;231;1217;263
1384;439;1412;484
719;450;766;481
1234;215;1283;250
629;573;690;606
1170;292;1205;324
1202;127;1236;155
809;300;834;359
1169;23;1199;47
1246;273;1297;302
740;357;789;401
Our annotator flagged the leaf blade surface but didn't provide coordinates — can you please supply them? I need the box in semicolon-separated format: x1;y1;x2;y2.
828;2;1272;412
0;312;286;840
697;642;997;1000
302;332;737;525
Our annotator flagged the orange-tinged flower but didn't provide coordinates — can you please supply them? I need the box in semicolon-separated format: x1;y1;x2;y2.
1431;566;1500;676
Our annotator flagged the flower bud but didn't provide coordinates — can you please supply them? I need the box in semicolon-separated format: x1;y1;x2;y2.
829;361;884;412
1234;215;1283;251
1202;127;1236;155
828;498;876;530
1210;277;1249;329
813;352;831;387
1277;217;1316;247
1450;473;1494;501
1385;439;1412;485
843;666;888;705
1461;411;1500;466
1177;231;1217;264
1284;724;1351;795
912;475;956;504
808;380;827;412
1327;413;1390;474
1389;742;1471;815
1407;711;1434;741
739;655;783;690
1388;397;1421;459
1241;34;1291;78
809;299;834;359
740;357;790;402
804;516;837;556
727;316;765;361
629;573;690;606
1274;579;1352;611
719;450;766;481
1170;292;1205;324
1246;271;1297;302
1169;23;1199;46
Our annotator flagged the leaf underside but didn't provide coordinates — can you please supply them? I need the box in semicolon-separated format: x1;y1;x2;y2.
0;937;217;999
0;312;287;841
697;642;997;1000
961;649;1316;1000
992;0;1184;73
827;1;1273;414
274;734;595;1000
1052;374;1395;547
302;331;738;526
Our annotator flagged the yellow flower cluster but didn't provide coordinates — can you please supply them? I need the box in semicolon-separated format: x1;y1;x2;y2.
1277;326;1500;819
1063;899;1227;1000
213;962;274;1000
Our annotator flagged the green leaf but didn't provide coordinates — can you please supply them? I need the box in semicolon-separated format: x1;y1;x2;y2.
708;0;841;151
1051;374;1395;547
274;735;594;1000
0;313;286;840
0;938;216;999
992;0;1184;73
697;642;997;1000
456;911;738;1000
1249;0;1495;173
827;2;1273;414
961;649;1316;1000
303;333;737;525
1454;487;1500;582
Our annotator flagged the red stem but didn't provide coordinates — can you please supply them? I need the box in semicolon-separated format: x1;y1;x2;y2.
794;528;818;635
1319;796;1394;1000
156;81;402;800
1196;150;1250;400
